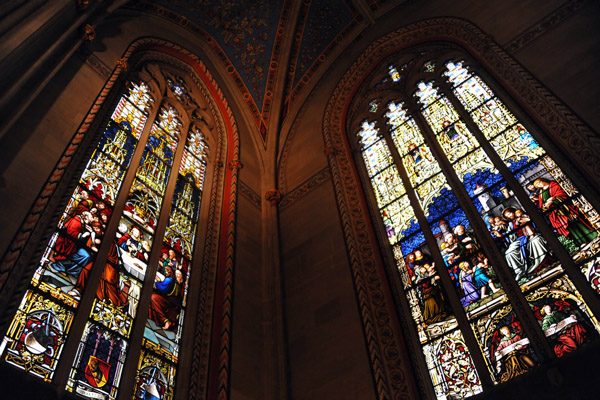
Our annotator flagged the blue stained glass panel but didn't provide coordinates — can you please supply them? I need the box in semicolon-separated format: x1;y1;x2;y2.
424;187;461;224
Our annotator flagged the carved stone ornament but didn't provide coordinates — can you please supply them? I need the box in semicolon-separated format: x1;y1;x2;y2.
77;0;89;10
228;159;242;170
265;189;282;205
116;58;128;72
82;24;95;42
324;146;338;156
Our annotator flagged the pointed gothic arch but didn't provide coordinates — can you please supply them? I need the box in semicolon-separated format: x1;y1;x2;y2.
0;38;240;400
323;18;600;399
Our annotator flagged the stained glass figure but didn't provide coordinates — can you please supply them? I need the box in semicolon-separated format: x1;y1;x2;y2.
525;275;600;358
67;104;184;397
471;307;537;384
443;61;600;284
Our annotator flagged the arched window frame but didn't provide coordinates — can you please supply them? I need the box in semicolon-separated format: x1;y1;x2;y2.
0;39;240;400
323;18;600;400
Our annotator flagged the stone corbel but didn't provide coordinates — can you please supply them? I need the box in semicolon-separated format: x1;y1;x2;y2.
265;189;282;206
82;24;95;42
116;58;128;73
228;159;242;170
77;0;90;10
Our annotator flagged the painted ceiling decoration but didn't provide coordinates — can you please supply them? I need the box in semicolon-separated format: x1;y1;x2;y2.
284;0;357;118
293;0;354;87
130;0;366;142
153;0;284;109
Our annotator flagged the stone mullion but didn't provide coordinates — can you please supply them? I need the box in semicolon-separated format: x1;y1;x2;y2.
116;102;192;400
409;102;554;363
53;88;163;389
438;79;600;325
380;112;494;389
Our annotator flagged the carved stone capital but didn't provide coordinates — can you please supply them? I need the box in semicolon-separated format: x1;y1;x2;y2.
265;189;282;205
82;24;95;42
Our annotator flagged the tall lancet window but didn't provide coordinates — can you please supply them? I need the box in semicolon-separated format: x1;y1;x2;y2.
1;65;209;400
351;52;600;399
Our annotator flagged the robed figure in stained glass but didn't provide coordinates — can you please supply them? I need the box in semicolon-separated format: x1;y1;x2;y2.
492;324;536;383
500;207;550;282
533;178;598;249
411;251;448;325
70;239;132;308
536;302;588;358
149;265;184;330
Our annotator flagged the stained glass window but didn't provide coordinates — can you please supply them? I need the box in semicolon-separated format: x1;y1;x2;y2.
1;69;211;400
353;55;600;398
